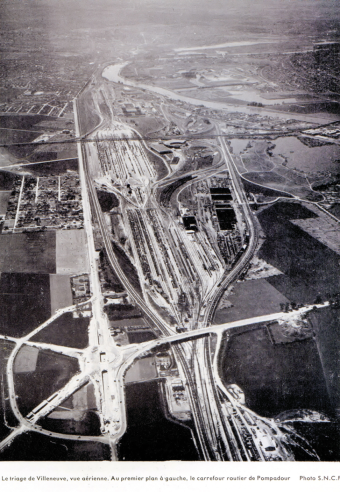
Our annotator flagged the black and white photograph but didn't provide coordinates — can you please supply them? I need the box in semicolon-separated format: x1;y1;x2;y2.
0;0;339;471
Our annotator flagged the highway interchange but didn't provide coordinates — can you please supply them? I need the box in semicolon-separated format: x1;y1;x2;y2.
0;65;327;462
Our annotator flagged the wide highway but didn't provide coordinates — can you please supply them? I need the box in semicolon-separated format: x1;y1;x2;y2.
73;92;218;459
71;75;305;462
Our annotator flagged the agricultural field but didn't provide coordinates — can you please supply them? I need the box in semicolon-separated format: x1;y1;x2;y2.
118;381;198;462
214;278;290;324
0;432;110;462
0;231;56;273
221;326;331;418
0;148;20;169
19;158;79;177
0;273;51;337
56;229;89;275
0;191;11;215
0;171;14;191
38;409;101;437
31;313;89;350
13;346;39;373
0;113;76;164
14;348;79;417
0;114;49;132
37;383;100;436
125;357;157;384
49;274;73;313
310;307;340;415
257;202;340;304
127;330;156;344
0;128;42;146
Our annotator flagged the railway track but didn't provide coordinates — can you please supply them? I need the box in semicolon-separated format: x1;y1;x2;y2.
79;135;216;460
75;96;260;462
204;132;260;325
204;336;251;461
172;344;214;461
206;226;259;324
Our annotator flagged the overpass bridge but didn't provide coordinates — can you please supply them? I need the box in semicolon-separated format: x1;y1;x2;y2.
135;301;329;353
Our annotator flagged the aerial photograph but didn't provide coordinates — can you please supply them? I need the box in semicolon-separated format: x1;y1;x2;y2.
0;0;340;462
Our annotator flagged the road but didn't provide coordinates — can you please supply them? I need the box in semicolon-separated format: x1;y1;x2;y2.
133;301;329;350
72;78;313;461
74;84;228;459
1;69;320;462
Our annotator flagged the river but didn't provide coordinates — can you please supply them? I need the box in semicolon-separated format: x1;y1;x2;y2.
102;63;338;125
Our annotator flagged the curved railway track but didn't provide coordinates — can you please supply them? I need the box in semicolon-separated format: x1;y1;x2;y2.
75;96;260;462
79;130;215;460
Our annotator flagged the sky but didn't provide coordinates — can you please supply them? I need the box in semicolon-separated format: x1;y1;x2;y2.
1;0;339;58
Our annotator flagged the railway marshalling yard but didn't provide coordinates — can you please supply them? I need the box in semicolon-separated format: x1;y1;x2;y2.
0;61;338;462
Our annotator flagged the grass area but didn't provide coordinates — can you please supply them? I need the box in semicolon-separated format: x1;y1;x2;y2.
0;171;15;191
104;303;141;321
56;229;89;275
109;317;147;328
13;346;39;373
290;422;340;461
0;339;17;440
125;357;157;384
0;432;110;461
257;201;340;304
214;278;290;324
0;191;11;214
274;136;340;174
239;141;325;200
99;249;125;293
14;348;79;416
0;129;41;146
49;274;73;314
77;89;100;136
22;158;79;176
159;175;193;207
242;153;274;173
244;171;286;185
126;116;164;136
310;307;340;414
96;189;119;212
0;114;47;131
111;240;142;295
0;231;56;274
118;381;198;461
242;177;292;198
221;326;331;418
38;410;101;436
127;330;156;343
31;313;89;349
0;273;51;337
146;293;177;327
328;203;340;219
178;185;196;209
144;145;168;181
